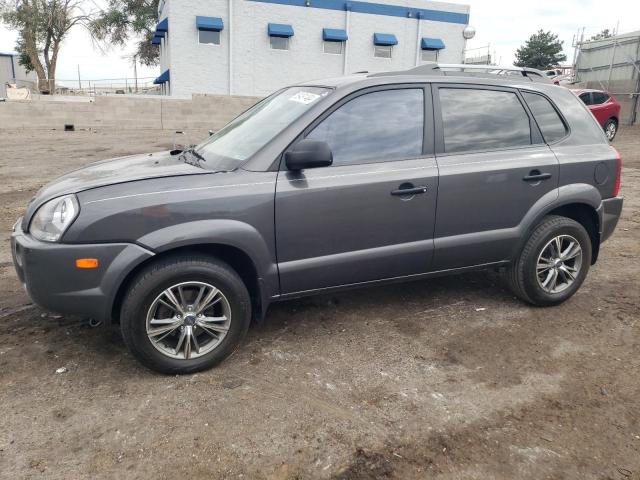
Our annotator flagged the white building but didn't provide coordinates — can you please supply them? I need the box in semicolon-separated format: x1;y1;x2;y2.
153;0;471;97
0;52;38;98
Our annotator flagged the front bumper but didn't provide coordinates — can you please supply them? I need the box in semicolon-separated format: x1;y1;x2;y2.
600;196;623;243
11;218;154;322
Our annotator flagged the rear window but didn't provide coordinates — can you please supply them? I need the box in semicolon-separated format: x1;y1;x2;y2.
439;88;531;153
592;92;610;104
522;92;568;143
579;92;592;105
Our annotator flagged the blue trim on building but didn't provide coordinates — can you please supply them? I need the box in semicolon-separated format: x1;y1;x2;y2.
421;37;445;49
197;16;224;31
323;28;348;41
373;33;397;46
154;69;170;84
157;18;168;32
248;0;468;24
268;23;295;37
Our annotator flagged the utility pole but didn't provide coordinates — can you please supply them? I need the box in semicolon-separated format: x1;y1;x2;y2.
77;64;82;90
133;55;138;93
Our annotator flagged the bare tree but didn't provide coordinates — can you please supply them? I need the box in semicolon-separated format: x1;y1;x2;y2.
0;0;94;92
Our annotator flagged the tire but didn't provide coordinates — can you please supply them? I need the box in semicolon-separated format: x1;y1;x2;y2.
604;118;618;141
120;255;251;374
507;215;592;306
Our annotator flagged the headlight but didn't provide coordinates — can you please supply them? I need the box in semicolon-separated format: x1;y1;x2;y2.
29;194;80;242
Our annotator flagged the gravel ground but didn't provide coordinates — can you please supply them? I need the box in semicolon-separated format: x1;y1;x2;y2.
0;126;638;480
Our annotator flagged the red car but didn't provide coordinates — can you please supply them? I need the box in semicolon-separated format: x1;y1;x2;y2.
574;89;621;141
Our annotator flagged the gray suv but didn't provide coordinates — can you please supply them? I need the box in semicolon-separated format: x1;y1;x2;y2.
11;65;623;374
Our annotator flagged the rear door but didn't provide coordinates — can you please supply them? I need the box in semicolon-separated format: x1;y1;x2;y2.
275;85;438;294
431;85;561;269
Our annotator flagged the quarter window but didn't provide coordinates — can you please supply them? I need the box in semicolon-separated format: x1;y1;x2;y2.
374;45;392;58
522;92;567;143
199;30;220;45
307;89;424;166
270;36;289;50
323;41;343;54
439;88;531;153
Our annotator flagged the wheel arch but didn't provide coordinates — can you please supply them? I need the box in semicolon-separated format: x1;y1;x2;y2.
110;243;269;325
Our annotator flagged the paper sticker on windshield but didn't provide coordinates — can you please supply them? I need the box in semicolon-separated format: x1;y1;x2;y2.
289;91;321;104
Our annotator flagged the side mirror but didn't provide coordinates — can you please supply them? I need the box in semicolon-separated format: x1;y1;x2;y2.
285;139;333;171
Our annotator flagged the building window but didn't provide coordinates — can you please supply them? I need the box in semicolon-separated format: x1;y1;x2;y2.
270;36;289;50
374;45;392;58
323;41;343;55
421;49;438;62
199;30;220;45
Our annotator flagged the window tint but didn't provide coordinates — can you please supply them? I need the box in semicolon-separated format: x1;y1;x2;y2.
522;92;567;143
579;92;592;105
439;88;531;153
307;89;424;166
592;92;609;104
199;30;220;45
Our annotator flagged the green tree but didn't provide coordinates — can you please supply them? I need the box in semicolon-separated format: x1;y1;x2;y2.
89;0;160;67
514;30;567;70
589;29;612;41
0;0;92;91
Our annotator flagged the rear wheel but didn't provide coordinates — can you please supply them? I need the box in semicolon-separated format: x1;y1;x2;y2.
507;216;591;306
604;118;618;141
120;255;251;374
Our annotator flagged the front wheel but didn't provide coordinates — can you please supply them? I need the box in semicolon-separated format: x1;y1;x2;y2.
507;216;592;306
120;255;251;374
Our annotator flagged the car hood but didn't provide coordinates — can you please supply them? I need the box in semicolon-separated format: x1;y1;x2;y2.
25;150;206;220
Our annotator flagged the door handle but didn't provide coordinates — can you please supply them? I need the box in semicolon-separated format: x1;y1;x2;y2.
523;171;552;182
391;186;428;196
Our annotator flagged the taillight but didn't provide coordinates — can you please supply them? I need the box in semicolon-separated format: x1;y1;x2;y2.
613;147;622;197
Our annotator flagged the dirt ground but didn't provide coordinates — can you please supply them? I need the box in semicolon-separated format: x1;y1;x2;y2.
0;126;638;480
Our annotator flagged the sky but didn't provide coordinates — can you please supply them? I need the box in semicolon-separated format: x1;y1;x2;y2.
1;0;639;84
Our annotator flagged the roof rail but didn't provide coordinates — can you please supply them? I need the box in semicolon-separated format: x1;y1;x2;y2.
370;62;550;82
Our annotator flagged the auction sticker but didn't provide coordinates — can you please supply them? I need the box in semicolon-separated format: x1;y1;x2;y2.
289;91;321;104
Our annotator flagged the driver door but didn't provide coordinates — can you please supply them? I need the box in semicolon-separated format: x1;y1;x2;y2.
275;86;439;294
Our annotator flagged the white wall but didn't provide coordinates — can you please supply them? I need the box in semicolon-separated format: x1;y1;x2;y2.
161;0;470;97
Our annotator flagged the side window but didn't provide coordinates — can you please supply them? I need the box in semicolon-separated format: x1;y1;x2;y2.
439;88;531;154
579;92;593;105
307;89;424;166
522;92;567;143
592;92;609;104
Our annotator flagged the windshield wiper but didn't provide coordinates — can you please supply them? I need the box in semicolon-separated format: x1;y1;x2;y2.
179;148;206;167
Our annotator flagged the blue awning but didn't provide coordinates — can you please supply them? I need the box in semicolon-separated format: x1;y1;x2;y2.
153;69;170;85
156;18;168;32
323;28;348;42
268;23;294;38
197;16;224;31
151;35;162;45
373;33;397;46
421;37;445;50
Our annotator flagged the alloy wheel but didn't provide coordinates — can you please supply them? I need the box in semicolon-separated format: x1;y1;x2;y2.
536;235;583;294
605;122;617;141
145;281;231;360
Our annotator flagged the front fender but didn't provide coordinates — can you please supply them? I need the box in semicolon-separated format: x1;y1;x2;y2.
137;219;279;297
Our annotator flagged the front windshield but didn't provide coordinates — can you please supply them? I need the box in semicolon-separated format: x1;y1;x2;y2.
194;86;332;170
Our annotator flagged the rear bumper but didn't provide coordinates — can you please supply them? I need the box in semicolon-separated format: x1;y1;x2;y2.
600;196;623;243
11;218;154;322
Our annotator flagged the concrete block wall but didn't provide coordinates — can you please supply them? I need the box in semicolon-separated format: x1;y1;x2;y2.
0;94;261;130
